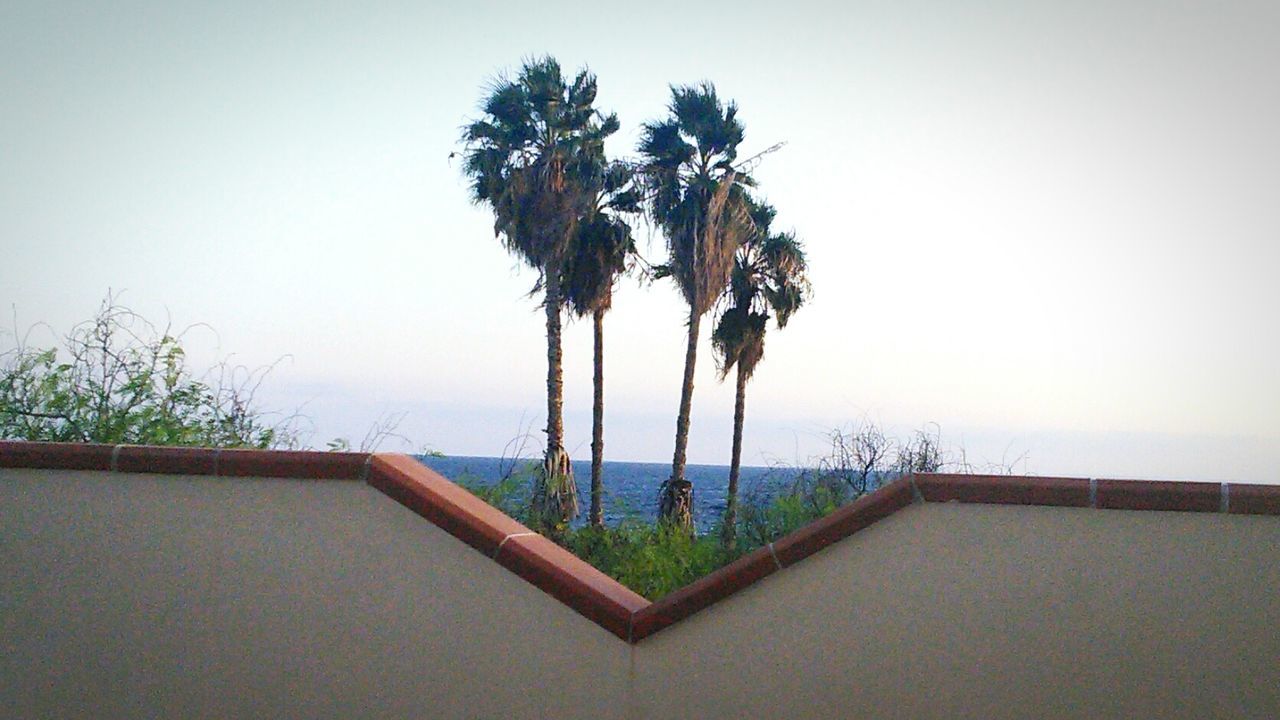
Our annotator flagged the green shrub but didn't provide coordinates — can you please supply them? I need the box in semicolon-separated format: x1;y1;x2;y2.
736;471;851;549
459;471;736;600
562;521;738;600
457;465;535;524
1;297;298;448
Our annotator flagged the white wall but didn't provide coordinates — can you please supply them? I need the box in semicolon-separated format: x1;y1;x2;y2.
3;469;1277;719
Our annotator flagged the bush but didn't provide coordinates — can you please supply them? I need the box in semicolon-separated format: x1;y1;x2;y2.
458;468;738;600
735;475;845;549
0;296;299;448
457;463;536;523
562;522;736;601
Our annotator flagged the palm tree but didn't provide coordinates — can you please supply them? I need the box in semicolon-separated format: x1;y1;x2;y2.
562;160;640;527
712;200;809;549
639;83;756;527
461;57;618;530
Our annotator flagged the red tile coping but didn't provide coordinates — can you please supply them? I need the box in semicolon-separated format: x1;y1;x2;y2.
367;453;647;639
495;533;648;640
368;453;530;558
1095;478;1221;512
915;474;1090;507
631;544;780;641
772;478;916;567
0;440;368;479
218;448;370;480
114;445;219;475
0;441;115;471
1228;483;1280;516
2;441;1278;643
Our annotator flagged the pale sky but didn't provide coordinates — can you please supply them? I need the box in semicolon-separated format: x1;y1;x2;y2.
2;1;1277;482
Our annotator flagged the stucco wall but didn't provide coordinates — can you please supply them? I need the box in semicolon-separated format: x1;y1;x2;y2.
1;469;630;720
632;501;1280;720
3;468;1277;719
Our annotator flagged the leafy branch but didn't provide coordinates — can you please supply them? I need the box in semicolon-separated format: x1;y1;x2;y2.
1;294;304;448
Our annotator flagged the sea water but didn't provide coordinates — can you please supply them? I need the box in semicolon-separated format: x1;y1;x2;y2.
416;454;804;533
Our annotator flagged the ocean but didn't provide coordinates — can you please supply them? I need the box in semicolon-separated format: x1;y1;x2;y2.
416;454;805;533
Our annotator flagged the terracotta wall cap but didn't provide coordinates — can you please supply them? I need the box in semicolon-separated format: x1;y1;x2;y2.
771;478;916;567
367;453;529;557
631;544;779;641
1095;478;1221;512
1227;483;1280;515
0;440;368;480
495;533;647;640
0;440;115;470
914;474;1091;507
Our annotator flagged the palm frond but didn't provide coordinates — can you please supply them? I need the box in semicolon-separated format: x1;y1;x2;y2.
637;83;757;319
712;304;768;380
710;195;811;380
562;155;640;317
459;56;620;280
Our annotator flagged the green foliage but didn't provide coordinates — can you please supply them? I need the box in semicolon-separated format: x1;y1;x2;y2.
0;297;297;448
456;461;862;600
455;468;871;600
461;471;855;601
457;461;538;524
457;468;735;600
561;160;640;318
736;475;848;549
713;198;811;383
562;522;737;601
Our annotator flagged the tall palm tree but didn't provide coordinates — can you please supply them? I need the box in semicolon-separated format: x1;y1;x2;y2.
461;57;618;529
639;83;755;527
562;160;640;527
712;200;809;549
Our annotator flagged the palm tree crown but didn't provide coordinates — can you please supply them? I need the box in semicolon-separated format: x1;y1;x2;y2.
712;200;809;384
639;83;755;319
463;57;618;274
562;161;640;318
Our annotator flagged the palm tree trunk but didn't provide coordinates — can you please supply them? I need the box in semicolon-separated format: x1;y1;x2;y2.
536;267;577;529
660;307;699;527
590;306;605;527
544;270;565;453
722;362;748;550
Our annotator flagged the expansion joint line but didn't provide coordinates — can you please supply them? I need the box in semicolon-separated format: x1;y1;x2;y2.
1088;478;1098;509
1220;483;1230;513
110;444;123;472
908;474;924;504
766;542;783;571
494;532;538;558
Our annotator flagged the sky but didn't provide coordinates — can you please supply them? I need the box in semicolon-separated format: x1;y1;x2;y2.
2;0;1277;482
